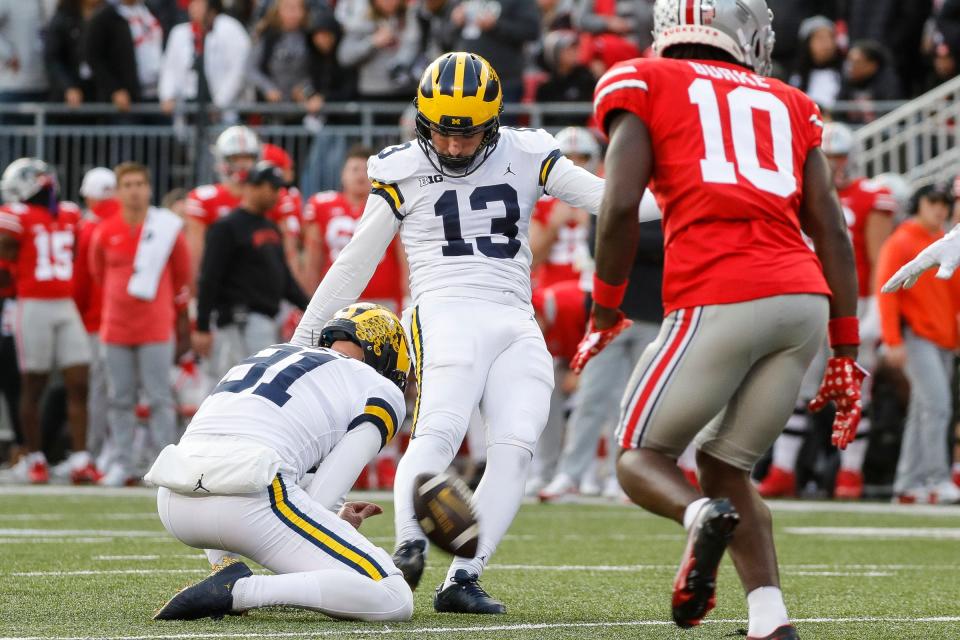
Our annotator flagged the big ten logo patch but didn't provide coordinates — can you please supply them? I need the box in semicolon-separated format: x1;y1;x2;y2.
419;175;444;187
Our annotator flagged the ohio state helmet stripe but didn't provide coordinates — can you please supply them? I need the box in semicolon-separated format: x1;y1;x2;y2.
685;0;695;25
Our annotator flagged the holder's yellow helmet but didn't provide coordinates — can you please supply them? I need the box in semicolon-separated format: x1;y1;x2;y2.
319;303;411;392
415;52;503;176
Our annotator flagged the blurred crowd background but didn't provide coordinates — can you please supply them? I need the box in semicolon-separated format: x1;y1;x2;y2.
1;0;960;505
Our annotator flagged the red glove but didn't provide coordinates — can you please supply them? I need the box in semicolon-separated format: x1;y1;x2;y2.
808;356;869;450
571;311;633;374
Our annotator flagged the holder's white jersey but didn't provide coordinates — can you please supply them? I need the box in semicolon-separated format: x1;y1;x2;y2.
368;127;605;308
182;343;405;479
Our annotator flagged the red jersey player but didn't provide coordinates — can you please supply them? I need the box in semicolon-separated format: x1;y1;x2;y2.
529;127;599;290
575;2;863;638
184;126;260;279
303;146;408;312
261;143;305;285
0;159;96;485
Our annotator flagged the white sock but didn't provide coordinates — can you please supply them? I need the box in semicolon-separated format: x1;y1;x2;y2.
747;586;789;637
67;450;92;469
393;434;457;545
682;497;710;531
27;451;47;464
231;572;412;622
677;442;697;473
771;419;805;472
839;417;869;472
446;443;531;586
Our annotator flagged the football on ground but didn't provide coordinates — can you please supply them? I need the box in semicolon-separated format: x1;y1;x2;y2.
412;472;479;558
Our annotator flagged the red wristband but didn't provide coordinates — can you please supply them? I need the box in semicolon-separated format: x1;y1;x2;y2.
828;316;860;347
592;275;628;308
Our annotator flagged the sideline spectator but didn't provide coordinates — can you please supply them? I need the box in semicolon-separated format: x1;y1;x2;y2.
0;0;56;110
248;0;324;114
536;31;597;125
0;159;93;484
261;142;305;286
305;6;352;103
876;185;960;505
159;0;251;114
72;167;119;463
336;0;420;100
539;0;574;31
446;0;541;104
193;162;309;378
767;0;838;76
90;162;191;486
45;0;104;106
788;16;842;110
572;0;653;52
838;40;900;123
86;0;164;110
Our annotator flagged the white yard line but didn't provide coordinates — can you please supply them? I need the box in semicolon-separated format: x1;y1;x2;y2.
0;528;164;537
785;526;960;539
2;617;960;640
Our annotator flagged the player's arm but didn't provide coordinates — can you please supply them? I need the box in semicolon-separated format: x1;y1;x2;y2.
799;147;865;450
0;232;18;262
305;422;382;511
543;153;606;216
291;196;400;347
864;210;894;294
184;216;207;290
569;111;649;372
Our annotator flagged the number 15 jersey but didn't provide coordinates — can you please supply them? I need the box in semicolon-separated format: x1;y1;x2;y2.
594;58;831;315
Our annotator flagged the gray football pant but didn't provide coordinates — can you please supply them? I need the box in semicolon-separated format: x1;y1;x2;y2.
209;312;279;381
554;321;660;483
895;329;955;493
104;341;176;475
86;333;109;457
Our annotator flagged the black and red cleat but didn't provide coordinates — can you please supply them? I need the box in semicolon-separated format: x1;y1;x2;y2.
671;498;740;628
748;624;800;639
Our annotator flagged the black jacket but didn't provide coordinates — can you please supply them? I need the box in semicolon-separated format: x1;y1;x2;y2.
447;0;541;89
85;3;143;102
196;208;309;332
44;7;95;101
588;219;664;324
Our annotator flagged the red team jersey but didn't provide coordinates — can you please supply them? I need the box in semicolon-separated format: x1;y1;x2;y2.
304;191;405;309
186;183;302;237
532;279;587;363
594;58;831;314
839;177;896;297
185;183;240;225
0;202;82;299
531;197;588;290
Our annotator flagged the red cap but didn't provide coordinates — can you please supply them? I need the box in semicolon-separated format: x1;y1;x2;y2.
261;143;293;171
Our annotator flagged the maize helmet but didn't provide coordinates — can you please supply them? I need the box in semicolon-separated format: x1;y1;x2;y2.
319;303;411;392
415;52;503;177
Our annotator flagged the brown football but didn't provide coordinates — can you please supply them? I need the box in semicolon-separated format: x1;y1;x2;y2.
412;472;479;558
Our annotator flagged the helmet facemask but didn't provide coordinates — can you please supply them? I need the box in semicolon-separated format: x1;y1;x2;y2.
415;104;501;178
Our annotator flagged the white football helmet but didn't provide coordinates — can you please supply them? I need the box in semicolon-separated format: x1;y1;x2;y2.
555;127;601;173
214;125;261;183
821;122;854;156
1;158;57;204
872;173;912;216
653;0;776;76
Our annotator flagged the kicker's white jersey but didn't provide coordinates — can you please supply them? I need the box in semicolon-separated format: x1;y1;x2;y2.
182;344;405;480
367;127;604;308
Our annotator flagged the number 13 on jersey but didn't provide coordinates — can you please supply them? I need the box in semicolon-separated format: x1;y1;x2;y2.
689;79;797;198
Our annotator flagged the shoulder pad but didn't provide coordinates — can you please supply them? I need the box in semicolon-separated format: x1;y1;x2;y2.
367;141;422;183
2;203;28;215
859;179;882;193
59;201;81;215
192;184;219;200
501;127;560;156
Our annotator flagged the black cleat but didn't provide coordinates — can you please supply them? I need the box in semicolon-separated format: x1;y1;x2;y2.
154;559;252;621
392;539;426;590
672;498;740;628
747;624;799;639
433;569;506;614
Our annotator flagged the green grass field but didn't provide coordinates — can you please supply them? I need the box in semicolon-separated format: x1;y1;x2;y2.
1;486;959;640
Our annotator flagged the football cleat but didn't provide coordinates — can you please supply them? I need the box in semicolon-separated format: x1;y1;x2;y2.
28;459;49;485
672;498;740;629
433;569;506;614
154;559;252;621
833;469;863;500
538;474;578;503
748;623;800;639
392;539;426;590
70;463;103;485
756;466;796;498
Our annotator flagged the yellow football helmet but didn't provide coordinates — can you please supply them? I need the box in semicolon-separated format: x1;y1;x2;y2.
415;52;503;176
319;303;411;392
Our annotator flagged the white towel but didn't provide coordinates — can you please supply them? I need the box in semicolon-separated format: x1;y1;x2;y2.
127;206;184;301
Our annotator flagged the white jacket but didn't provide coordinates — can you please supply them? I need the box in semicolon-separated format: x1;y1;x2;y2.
158;14;250;107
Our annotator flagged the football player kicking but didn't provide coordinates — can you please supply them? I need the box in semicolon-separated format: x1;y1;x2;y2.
150;304;413;622
574;1;864;639
292;52;617;613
